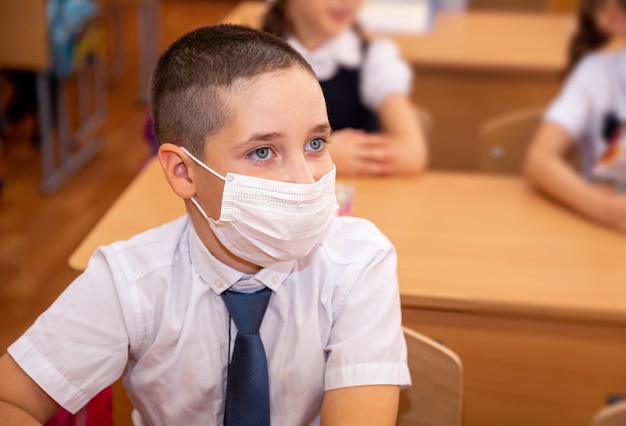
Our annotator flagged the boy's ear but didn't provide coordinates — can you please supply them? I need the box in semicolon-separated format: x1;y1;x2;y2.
158;143;197;199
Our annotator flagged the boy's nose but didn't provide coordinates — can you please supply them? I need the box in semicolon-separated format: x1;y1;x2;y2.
282;156;317;184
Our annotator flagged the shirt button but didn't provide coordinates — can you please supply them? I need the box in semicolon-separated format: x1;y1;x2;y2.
215;279;223;288
271;275;279;285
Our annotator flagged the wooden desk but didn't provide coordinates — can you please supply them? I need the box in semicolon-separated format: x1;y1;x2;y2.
403;11;575;171
0;1;49;70
221;2;576;171
69;158;626;426
0;1;105;194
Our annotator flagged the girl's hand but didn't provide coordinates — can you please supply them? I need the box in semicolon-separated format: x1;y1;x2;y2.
328;129;396;176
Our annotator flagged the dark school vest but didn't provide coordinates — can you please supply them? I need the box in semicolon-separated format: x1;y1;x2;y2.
319;64;379;133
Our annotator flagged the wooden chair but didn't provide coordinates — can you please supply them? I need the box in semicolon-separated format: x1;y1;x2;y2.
592;401;626;426
478;107;580;175
477;107;544;175
397;326;463;426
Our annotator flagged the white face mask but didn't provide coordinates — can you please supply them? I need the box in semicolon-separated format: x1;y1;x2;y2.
181;147;338;267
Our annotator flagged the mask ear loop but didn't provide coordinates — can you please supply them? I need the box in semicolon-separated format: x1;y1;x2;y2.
179;147;223;222
180;147;226;181
189;196;212;222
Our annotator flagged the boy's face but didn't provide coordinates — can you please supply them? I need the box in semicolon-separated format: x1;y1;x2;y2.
192;66;334;222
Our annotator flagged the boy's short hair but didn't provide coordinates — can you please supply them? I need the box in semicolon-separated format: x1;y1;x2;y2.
150;24;315;158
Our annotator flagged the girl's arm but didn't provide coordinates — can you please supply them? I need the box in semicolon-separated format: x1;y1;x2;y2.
377;93;428;175
523;120;626;232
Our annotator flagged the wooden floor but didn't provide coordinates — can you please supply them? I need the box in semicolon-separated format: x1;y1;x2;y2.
0;0;238;356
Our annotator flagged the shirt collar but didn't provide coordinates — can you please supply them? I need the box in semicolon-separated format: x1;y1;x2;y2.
287;29;362;81
188;221;295;294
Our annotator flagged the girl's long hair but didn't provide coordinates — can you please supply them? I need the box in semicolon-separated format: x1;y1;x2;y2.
565;0;611;76
262;0;290;38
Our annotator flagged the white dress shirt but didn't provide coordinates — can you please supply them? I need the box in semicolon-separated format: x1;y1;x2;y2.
9;214;410;425
287;29;413;112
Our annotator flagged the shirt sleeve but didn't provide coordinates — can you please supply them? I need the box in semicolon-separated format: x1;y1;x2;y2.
7;249;130;414
323;221;411;391
360;38;413;111
544;55;600;140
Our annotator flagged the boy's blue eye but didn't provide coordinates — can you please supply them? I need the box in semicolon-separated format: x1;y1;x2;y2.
306;138;326;152
249;147;272;161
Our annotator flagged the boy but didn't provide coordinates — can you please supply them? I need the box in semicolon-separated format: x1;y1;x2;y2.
0;25;410;425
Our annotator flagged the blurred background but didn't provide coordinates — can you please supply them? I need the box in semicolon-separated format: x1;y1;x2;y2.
1;1;620;426
0;0;241;352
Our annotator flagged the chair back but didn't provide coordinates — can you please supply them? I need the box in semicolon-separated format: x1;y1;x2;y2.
397;326;463;426
477;108;543;175
592;401;626;426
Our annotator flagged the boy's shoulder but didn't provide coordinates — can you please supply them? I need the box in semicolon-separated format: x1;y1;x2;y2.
316;215;395;263
95;215;190;276
113;214;189;247
327;215;388;239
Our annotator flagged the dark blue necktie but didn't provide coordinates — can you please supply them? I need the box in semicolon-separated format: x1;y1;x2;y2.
222;287;272;426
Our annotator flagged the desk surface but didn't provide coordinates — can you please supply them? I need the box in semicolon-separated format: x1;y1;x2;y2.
69;158;626;325
0;1;49;70
222;1;575;72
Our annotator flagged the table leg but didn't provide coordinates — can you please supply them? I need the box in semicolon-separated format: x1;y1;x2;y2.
36;54;106;195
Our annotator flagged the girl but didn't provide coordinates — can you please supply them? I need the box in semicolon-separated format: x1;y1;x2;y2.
262;0;428;176
524;0;626;233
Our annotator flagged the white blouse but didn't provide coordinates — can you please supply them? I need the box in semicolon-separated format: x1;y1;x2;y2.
287;29;413;112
